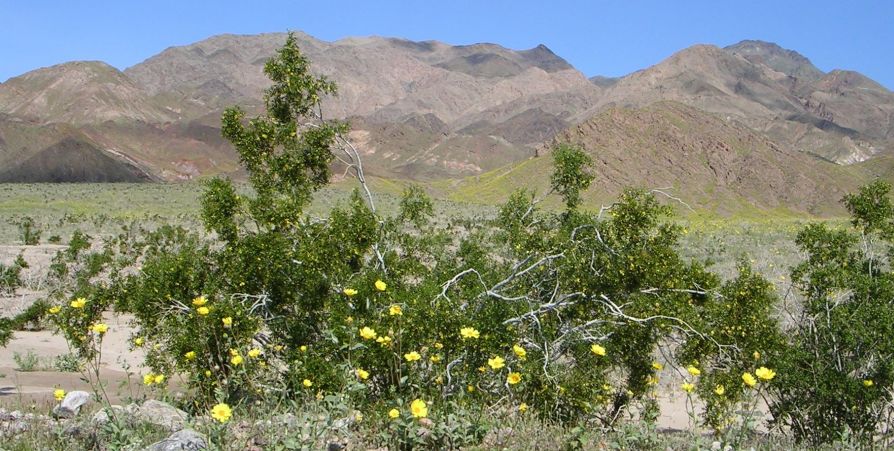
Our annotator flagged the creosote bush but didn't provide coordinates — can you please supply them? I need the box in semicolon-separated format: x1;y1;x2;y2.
6;33;894;448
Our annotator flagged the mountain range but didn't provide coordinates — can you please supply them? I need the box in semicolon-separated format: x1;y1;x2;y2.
1;32;892;214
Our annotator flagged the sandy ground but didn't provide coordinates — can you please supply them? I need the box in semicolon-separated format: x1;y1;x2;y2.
0;313;147;409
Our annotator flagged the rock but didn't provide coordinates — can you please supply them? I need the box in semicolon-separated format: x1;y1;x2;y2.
145;428;207;451
134;400;188;431
53;390;91;418
62;422;85;438
92;405;125;426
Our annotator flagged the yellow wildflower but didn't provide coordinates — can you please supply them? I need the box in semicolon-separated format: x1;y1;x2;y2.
513;344;527;360
753;351;761;360
404;351;422;362
134;337;144;347
231;354;244;366
222;317;232;328
196;306;210;316
359;326;377;340
184;351;196;360
714;385;726;396
389;304;403;316
303;379;313;388
507;372;522;385
388;408;400;419
375;280;387;291
192;296;208;307
864;379;874;387
430;355;441;363
343;288;358;297
91;323;109;334
651;362;664;371
410;399;428;418
247;348;261;358
460;327;480;339
356;368;370;380
210;403;232;423
54;389;65;401
48;306;61;315
488;356;506;370
204;370;212;377
518;403;528;413
434;342;444;349
755;367;776;381
70;298;87;309
300;345;307;352
143;373;155;385
590;344;607;356
687;365;701;377
376;335;392;346
467;384;476;392
742;372;757;388
682;382;695;393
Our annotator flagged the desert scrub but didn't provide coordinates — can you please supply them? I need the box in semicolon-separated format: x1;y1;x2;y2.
10;33;890;450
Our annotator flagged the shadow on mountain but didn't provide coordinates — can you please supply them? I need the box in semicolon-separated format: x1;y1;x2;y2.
0;138;152;182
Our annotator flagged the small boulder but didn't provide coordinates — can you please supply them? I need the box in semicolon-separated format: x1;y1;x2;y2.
92;405;126;426
53;390;91;419
145;428;207;451
134;400;188;432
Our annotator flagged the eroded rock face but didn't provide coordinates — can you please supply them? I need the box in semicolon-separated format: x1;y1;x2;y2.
145;428;208;451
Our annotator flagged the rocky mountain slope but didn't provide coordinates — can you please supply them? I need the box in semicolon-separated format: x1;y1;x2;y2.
0;32;892;213
447;102;868;215
583;41;894;164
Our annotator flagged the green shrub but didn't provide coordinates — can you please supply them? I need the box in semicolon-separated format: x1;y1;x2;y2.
17;216;41;245
768;180;894;445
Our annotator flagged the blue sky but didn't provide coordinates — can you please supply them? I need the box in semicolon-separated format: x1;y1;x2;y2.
2;1;893;88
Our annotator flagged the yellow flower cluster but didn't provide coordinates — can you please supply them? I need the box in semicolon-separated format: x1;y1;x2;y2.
54;388;66;401
143;373;165;386
460;327;480;339
590;344;607;356
359;326;377;340
211;403;232;423
410;399;428;418
70;298;87;309
91;323;109;334
487;356;505;370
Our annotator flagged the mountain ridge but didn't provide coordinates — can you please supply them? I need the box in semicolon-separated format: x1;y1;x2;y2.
1;32;892;214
